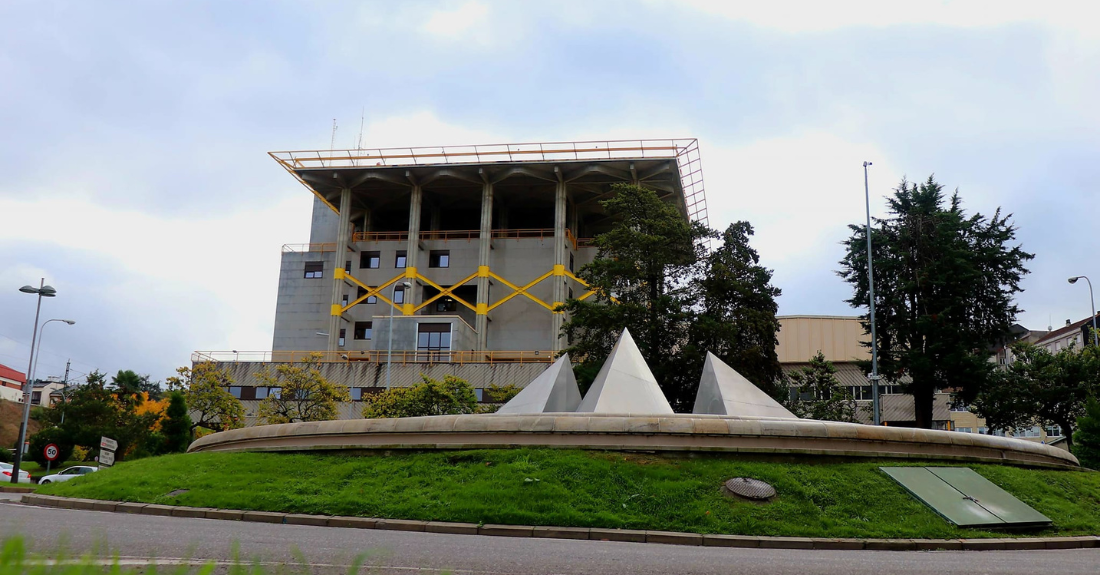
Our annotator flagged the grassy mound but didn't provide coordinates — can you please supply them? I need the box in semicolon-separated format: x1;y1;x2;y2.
39;449;1100;539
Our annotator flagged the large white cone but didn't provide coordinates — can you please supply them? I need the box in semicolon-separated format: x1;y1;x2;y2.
692;352;797;418
576;329;674;414
496;354;582;414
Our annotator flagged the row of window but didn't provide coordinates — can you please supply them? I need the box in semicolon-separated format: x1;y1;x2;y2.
788;385;901;402
359;250;449;270
228;385;494;402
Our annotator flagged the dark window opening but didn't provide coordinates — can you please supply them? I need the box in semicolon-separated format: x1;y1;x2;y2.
395;250;407;268
360;251;380;269
304;261;324;279
239;387;256;400
338;328;346;347
569;252;574;273
345;260;351;273
436;297;457;312
354;321;373;340
429;250;450;268
356;287;378;304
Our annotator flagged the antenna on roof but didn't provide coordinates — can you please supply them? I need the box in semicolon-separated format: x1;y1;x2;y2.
1048;314;1052;331
357;108;365;152
330;119;338;150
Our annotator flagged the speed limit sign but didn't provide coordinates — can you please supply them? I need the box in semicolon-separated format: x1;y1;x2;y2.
44;443;60;462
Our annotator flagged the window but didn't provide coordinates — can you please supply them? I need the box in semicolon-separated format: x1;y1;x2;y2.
395;250;407;268
417;323;451;359
978;427;988;435
255;387;269;400
474;388;484;402
338;328;346;347
394;286;405;304
957;427;972;433
239;387;256;400
569;252;574;273
429;250;450;268
354;321;373;340
360;251;380;269
350;388;364;401
342;295;349;307
304;261;324;278
345;260;351;273
228;386;242;399
269;388;281;399
31;392;41;404
568;287;574;300
356;287;377;304
436;297;456;312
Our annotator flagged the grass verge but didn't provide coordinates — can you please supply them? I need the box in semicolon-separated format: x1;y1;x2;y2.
38;449;1100;539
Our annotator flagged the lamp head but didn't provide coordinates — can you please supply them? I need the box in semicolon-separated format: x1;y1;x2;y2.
62;320;75;325
401;281;412;289
1069;276;1080;284
19;285;37;294
39;286;57;296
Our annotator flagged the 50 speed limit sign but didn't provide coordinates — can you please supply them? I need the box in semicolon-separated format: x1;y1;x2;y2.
44;443;60;462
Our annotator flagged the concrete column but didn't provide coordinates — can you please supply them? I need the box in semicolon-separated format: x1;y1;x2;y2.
361;209;371;234
476;182;493;350
404;185;423;314
551;180;567;352
328;187;352;351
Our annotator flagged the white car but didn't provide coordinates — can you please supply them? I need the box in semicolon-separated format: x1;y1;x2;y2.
38;466;98;484
0;462;32;484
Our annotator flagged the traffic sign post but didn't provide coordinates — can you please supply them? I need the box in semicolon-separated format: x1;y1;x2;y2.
99;436;117;468
44;443;59;476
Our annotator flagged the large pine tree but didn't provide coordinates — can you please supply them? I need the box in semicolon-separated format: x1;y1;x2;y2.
560;184;782;411
839;176;1032;428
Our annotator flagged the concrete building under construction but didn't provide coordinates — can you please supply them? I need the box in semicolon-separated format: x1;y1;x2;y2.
192;139;708;408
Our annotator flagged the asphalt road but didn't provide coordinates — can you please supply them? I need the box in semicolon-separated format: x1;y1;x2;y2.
2;496;1098;575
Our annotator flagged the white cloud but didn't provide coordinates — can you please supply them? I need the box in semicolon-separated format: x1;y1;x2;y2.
421;1;491;41
356;110;508;149
674;0;1098;35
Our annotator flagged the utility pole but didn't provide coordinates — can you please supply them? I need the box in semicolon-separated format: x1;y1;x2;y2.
60;359;70;424
863;162;882;425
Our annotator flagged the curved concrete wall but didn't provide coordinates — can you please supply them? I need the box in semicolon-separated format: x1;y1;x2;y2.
188;414;1079;469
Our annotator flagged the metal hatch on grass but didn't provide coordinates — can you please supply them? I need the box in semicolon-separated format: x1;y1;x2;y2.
880;467;1051;529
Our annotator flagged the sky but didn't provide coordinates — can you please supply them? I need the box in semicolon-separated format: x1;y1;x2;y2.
0;0;1097;383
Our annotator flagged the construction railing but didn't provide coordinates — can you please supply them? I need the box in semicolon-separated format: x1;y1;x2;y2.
282;243;339;253
348;228;596;246
191;350;555;365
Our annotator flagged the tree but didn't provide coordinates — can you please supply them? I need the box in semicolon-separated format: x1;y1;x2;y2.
256;354;350;424
44;370;160;460
362;375;479;418
785;352;858;422
166;363;245;434
561;184;782;411
688;221;785;400
28;426;74;468
839;176;1033;428
1073;398;1100;470
973;343;1099;449
161;392;193;453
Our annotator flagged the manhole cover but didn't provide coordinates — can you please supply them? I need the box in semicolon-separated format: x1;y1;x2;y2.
723;477;775;501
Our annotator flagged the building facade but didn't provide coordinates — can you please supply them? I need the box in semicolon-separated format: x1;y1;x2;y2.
0;363;25;403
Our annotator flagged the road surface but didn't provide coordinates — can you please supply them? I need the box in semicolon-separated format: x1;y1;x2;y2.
1;496;1097;574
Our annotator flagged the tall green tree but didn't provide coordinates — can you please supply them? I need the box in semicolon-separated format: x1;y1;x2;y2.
47;370;159;460
1073;398;1100;470
560;184;782;411
839;176;1033;428
785;352;858;422
161;392;193;453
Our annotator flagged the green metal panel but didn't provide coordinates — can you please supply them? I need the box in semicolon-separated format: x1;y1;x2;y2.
929;467;1051;527
880;467;1003;528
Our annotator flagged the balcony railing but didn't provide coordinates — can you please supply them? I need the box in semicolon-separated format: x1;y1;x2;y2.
350;228;595;247
282;243;338;253
192;350;555;365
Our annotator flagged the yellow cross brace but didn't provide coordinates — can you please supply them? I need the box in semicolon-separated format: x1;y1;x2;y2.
488;269;556;312
413;270;480;313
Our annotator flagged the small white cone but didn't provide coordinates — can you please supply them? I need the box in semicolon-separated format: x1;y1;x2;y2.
692;352;797;418
496;353;582;413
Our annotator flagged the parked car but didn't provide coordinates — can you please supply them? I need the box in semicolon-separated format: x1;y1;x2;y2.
38;466;98;484
0;462;32;484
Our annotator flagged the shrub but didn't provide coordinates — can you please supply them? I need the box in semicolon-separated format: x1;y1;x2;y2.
1073;397;1100;470
71;445;89;462
28;427;73;468
162;392;192;453
362;375;478;418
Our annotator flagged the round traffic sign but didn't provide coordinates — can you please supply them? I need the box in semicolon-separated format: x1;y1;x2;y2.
44;443;60;461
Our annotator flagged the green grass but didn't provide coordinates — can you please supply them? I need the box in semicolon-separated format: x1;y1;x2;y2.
38;449;1100;539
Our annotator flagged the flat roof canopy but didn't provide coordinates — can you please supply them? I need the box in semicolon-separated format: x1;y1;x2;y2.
270;139;709;230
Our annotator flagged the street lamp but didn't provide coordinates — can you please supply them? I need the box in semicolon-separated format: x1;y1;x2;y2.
863;161;883;426
30;319;76;387
11;280;57;484
385;281;412;390
1068;276;1098;348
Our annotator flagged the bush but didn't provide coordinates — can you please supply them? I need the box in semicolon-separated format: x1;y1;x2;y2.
1073;397;1100;470
0;448;11;464
162;392;192;453
71;445;89;462
362;375;478;418
28;427;73;468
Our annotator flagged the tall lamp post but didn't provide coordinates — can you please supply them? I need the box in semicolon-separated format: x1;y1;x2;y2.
863;162;883;425
1068;276;1098;347
11;280;56;484
385;281;412;390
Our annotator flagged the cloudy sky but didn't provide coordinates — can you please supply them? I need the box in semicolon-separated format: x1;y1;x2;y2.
1;0;1097;383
